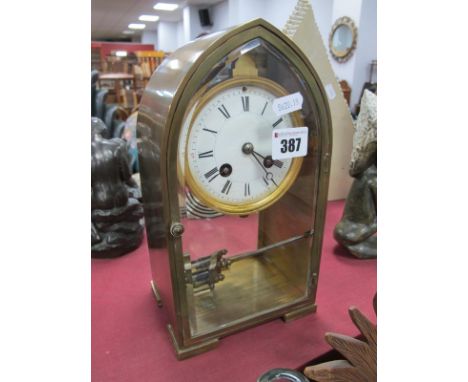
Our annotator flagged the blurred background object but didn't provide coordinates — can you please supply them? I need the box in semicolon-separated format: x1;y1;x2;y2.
91;117;144;258
334;90;377;259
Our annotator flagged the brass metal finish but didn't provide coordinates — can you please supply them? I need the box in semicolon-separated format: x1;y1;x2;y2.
282;303;317;322
167;324;219;360
185;249;229;292
183;232;314;294
232;54;259;77
229;231;313;263
188;252;310;337
184;76;304;215
150;280;163;307
242;142;254;155
170;222;184;238
137;18;333;359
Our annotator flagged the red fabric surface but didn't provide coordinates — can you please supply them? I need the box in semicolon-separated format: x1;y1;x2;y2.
92;200;376;381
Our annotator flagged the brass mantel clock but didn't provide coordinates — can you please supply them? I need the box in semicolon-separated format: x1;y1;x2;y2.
137;19;332;359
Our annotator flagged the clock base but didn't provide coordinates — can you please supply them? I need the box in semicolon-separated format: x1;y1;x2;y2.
282;303;317;323
166;302;317;360
167;324;219;360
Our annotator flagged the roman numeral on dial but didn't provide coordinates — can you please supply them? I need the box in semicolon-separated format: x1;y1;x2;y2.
204;167;219;182
202;128;217;134
272;118;283;128
221;180;232;194
244;183;250;196
198;150;213;158
218;104;231;119
241;96;249;112
261;102;268;116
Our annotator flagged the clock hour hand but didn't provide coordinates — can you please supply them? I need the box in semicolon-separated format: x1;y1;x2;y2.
242;143;278;187
251;150;268;175
253;153;278;187
252;150;283;169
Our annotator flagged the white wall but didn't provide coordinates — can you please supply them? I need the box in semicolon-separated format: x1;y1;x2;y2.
155;0;376;114
258;0;333;48
176;20;185;48
329;0;362;88
260;0;297;31
141;30;157;49
311;0;335;48
157;0;342;54
190;5;213;39
350;0;376;109
328;0;376;112
183;6;191;45
181;5;217;42
157;21;179;52
229;0;268;25
205;0;332;47
211;0;230;32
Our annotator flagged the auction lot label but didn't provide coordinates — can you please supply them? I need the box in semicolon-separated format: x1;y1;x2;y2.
272;127;308;160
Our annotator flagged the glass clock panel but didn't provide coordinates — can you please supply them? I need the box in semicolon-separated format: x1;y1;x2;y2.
176;38;322;337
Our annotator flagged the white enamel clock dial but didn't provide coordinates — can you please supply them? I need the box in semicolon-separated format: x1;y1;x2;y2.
178;103;195;180
185;78;303;214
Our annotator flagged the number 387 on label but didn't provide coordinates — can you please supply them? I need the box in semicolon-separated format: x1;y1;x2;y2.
271;127;309;160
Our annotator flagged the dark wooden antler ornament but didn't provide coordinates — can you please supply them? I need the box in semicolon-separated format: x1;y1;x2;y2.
304;295;377;382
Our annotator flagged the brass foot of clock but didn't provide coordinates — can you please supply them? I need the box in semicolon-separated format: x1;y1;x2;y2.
167;324;219;360
150;280;163;307
282;303;317;323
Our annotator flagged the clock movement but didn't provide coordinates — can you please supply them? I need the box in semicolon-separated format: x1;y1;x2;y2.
137;18;332;359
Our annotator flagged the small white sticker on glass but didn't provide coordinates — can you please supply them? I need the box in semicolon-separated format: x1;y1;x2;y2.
272;127;309;160
272;92;303;116
325;83;336;100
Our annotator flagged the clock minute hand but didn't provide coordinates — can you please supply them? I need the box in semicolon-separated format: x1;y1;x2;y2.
251;151;278;188
242;143;278;187
252;150;265;159
252;149;283;169
251;150;268;175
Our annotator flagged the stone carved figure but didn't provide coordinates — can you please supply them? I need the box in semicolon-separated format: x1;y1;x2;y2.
91;117;144;258
334;90;377;258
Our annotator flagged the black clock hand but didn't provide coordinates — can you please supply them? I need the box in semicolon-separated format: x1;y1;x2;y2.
252;150;266;159
251;151;278;187
252;150;283;169
242;143;278;187
251;150;268;174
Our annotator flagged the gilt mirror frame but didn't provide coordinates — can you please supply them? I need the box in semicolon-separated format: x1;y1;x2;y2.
329;16;358;63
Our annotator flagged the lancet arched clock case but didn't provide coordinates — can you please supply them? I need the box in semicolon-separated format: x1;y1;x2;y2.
137;19;332;359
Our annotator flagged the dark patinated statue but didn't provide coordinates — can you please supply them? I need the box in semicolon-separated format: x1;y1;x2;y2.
334;90;377;259
91;117;144;258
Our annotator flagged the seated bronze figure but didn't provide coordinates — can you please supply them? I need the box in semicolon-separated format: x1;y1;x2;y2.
91;117;144;258
334;90;377;259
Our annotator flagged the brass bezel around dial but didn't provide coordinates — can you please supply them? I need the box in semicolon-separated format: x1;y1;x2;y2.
184;76;304;215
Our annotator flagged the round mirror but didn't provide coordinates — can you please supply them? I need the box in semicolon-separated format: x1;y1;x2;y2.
329;16;358;63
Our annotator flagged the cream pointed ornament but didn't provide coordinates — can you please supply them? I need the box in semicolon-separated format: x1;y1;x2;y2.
284;0;355;200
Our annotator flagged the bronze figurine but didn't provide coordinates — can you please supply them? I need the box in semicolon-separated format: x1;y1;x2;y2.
91;117;144;258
